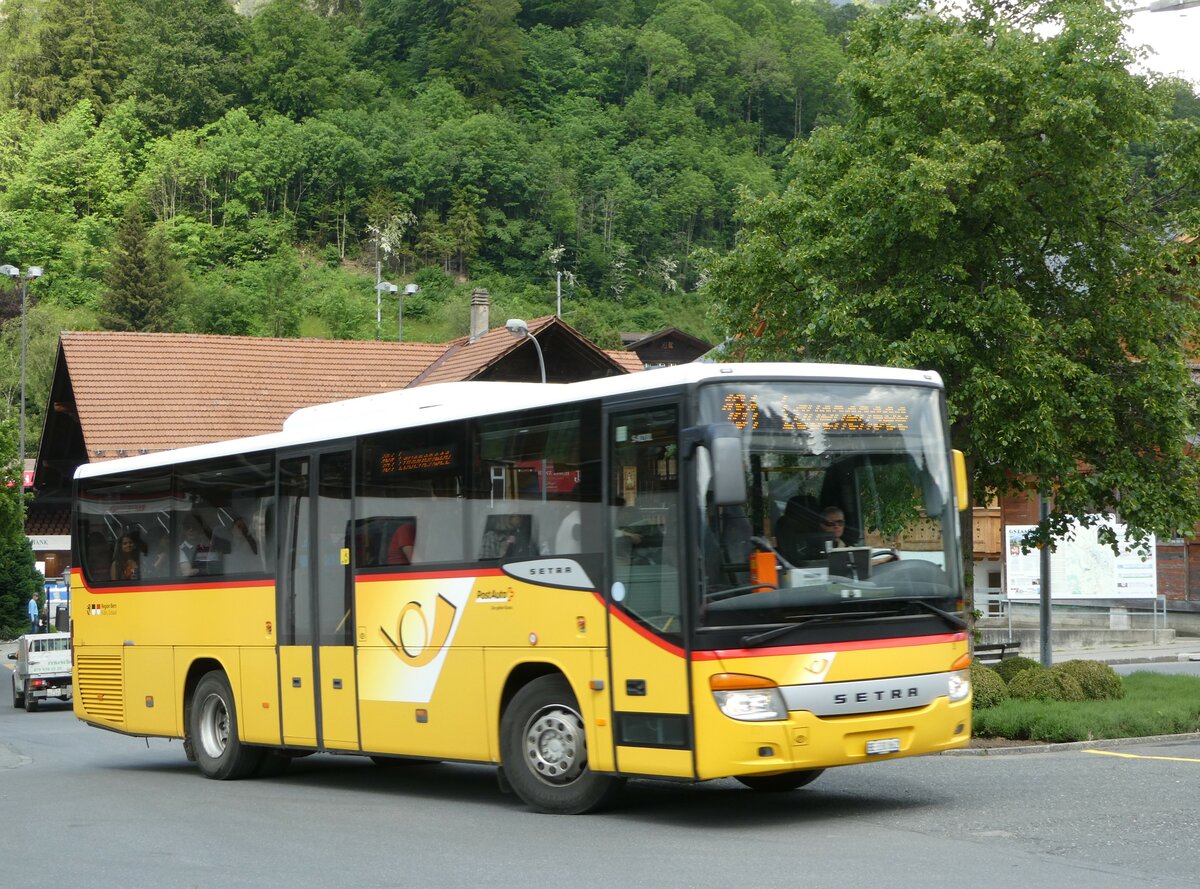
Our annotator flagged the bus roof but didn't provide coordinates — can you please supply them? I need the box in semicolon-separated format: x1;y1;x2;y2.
75;362;943;480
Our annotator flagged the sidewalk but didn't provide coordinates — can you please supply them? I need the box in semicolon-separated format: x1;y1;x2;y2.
1047;637;1200;666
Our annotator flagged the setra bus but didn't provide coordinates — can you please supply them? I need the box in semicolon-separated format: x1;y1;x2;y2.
71;362;972;813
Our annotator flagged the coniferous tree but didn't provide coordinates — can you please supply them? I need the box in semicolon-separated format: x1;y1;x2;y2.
98;201;181;331
21;0;122;121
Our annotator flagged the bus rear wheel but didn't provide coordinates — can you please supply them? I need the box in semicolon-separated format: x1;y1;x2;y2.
500;675;623;814
735;769;824;792
189;671;262;780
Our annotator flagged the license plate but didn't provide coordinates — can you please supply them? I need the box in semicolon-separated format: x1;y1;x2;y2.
866;738;901;755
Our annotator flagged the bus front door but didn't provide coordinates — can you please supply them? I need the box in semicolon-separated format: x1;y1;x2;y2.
277;450;360;751
606;403;694;779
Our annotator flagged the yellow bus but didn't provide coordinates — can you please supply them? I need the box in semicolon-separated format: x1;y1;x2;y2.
71;363;972;813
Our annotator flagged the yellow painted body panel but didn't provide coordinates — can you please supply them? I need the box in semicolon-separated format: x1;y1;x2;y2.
319;647;359;750
607;615;693;778
356;572;608;762
689;636;972;780
121;647;177;737
237;646;281;745
278;645;317;747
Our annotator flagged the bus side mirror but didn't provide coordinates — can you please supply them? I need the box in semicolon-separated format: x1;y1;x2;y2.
953;450;969;512
685;423;747;507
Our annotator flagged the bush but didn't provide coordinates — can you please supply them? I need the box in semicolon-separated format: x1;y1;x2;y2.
970;662;1009;709
993;655;1044;684
1009;665;1085;702
971;672;1200;742
1055;659;1124;701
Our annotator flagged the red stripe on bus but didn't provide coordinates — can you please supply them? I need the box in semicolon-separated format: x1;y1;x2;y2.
692;632;968;661
77;578;276;594
355;568;506;582
607;604;685;658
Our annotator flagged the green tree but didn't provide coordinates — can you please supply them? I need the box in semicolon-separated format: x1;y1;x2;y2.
0;416;42;639
116;0;246;133
20;0;122;121
99;200;182;331
242;0;349;120
709;0;1200;555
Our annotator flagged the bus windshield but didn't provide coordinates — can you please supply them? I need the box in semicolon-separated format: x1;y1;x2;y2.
695;381;963;646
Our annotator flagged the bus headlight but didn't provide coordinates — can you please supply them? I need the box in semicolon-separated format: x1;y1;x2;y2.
710;674;787;721
948;669;971;703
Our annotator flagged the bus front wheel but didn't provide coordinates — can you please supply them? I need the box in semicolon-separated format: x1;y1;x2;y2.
500;675;623;814
189;671;262;780
735;769;824;792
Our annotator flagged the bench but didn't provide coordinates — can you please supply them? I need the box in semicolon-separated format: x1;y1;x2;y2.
973;641;1020;665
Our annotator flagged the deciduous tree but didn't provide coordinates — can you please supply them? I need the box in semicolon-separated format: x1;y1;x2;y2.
709;0;1200;552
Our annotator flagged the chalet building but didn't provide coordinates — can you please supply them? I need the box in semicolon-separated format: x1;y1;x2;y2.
27;295;641;577
621;328;713;369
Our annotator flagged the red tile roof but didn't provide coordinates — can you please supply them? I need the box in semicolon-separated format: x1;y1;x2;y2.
62;331;446;458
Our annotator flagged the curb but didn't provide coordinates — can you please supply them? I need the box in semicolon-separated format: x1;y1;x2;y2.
943;731;1200;756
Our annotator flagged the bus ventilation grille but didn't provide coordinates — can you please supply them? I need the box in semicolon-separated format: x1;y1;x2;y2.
77;655;125;723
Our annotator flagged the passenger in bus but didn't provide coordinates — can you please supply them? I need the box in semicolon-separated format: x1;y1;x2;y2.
480;513;534;560
386;520;416;565
110;532;143;581
85;531;112;581
178;516;214;576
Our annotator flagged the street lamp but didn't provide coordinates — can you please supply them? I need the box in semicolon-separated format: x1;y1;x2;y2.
375;280;397;340
0;263;43;485
505;318;546;384
400;283;419;342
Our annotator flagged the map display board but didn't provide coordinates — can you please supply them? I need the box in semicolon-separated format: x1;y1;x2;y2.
1005;519;1157;600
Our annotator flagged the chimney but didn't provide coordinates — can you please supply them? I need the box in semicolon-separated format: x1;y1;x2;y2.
469;288;490;342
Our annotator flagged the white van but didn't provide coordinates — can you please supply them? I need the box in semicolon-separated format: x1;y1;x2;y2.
9;632;73;712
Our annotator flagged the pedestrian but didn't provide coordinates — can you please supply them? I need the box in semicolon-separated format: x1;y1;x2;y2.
27;593;39;634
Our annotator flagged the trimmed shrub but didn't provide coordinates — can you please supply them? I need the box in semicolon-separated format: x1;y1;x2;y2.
1009;665;1085;702
1055;659;1124;700
992;655;1044;684
969;662;1009;709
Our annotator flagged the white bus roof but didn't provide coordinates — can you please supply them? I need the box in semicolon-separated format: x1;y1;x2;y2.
75;362;943;480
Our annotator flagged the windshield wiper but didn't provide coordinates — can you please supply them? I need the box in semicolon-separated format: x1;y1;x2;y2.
741;613;851;647
899;598;968;631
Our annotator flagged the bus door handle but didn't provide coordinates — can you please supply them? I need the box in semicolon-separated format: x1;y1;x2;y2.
626;679;646;696
292;677;302;688
332;678;343;690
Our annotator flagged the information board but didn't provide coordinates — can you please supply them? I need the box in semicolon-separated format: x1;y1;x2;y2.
1005;519;1157;600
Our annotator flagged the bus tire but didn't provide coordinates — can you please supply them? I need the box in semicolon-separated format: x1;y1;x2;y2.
189;671;262;780
499;675;623;814
11;675;22;709
735;769;824;792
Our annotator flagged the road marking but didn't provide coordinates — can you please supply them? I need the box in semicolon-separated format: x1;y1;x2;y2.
1083;749;1200;763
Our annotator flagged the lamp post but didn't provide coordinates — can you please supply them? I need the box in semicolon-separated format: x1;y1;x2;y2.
505;318;546;384
400;283;419;342
376;280;397;340
0;264;42;485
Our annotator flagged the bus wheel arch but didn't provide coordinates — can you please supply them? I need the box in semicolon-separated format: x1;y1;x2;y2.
499;673;624;814
187;668;262;780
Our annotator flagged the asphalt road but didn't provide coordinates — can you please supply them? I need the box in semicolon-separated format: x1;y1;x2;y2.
3;683;1200;889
